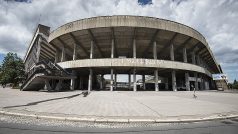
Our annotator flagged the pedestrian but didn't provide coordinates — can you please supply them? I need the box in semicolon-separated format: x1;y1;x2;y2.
192;84;197;98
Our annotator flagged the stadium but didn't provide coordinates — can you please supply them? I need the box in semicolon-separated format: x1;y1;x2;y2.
22;15;228;91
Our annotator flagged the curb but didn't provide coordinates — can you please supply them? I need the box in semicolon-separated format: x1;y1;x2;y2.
0;110;238;123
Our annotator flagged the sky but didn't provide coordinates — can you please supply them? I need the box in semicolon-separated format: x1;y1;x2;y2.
0;0;237;82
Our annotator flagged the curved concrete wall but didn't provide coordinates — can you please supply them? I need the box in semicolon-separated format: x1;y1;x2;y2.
57;58;212;77
48;16;219;72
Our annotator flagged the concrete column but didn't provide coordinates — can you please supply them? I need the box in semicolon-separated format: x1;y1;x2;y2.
44;79;52;91
70;70;76;90
54;49;59;63
111;39;114;58
133;39;136;91
154;69;159;91
61;45;65;62
114;73;117;90
110;39;114;91
128;73;131;89
133;68;137;91
133;39;136;58
172;70;177;91
194;72;198;90
88;40;94;92
55;80;62;91
202;59;205;67
185;72;190;91
70;79;76;90
90;41;94;59
153;41;157;59
110;69;113;91
73;43;77;60
192;51;196;64
88;68;93;92
197;55;201;66
183;48;187;63
211;79;215;90
200;75;203;90
142;74;145;90
100;74;104;89
165;78;169;90
170;43;174;61
79;76;83;89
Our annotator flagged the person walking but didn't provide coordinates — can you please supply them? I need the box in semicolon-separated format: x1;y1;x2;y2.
192;84;197;98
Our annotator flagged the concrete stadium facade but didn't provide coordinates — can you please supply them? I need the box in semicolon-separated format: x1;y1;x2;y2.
23;15;226;91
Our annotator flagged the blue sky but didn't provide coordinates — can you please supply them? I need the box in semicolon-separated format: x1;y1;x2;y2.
138;0;152;5
0;0;237;82
0;53;5;64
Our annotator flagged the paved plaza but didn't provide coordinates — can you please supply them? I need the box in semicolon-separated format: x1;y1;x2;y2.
0;87;238;122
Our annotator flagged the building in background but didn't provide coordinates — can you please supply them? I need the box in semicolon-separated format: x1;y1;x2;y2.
22;16;228;91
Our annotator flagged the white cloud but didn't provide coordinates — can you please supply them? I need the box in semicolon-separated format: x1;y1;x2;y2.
0;0;237;82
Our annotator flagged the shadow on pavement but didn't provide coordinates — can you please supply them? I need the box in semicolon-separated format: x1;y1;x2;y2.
3;93;83;109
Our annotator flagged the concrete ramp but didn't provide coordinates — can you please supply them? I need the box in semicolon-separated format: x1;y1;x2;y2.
21;73;46;91
21;61;74;91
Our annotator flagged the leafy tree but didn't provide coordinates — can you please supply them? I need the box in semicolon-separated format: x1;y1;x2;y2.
0;52;24;87
0;65;2;84
233;79;238;89
228;83;233;89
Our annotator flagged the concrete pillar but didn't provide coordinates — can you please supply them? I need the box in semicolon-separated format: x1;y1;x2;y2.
185;72;190;91
133;68;137;91
197;55;201;66
172;70;177;91
100;74;104;89
79;76;83;89
70;70;76;90
55;49;59;63
183;48;187;63
170;43;174;61
73;43;77;60
133;39;136;91
142;74;146;90
44;79;52;91
111;39;114;58
88;68;93;92
133;39;136;58
61;45;65;62
194;72;198;90
110;39;114;91
88;40;94;92
90;41;94;59
200;75;203;90
70;79;76;90
55;80;62;91
165;82;169;90
154;69;159;91
114;73;117;90
153;41;157;59
211;79;215;90
128;73;131;89
110;69;113;91
192;51;196;64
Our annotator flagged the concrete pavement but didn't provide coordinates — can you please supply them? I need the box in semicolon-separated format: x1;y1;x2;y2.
0;87;238;123
1;114;238;134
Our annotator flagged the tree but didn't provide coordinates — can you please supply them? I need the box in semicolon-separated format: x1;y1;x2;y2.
228;83;233;89
233;79;238;89
0;65;2;84
0;52;24;87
